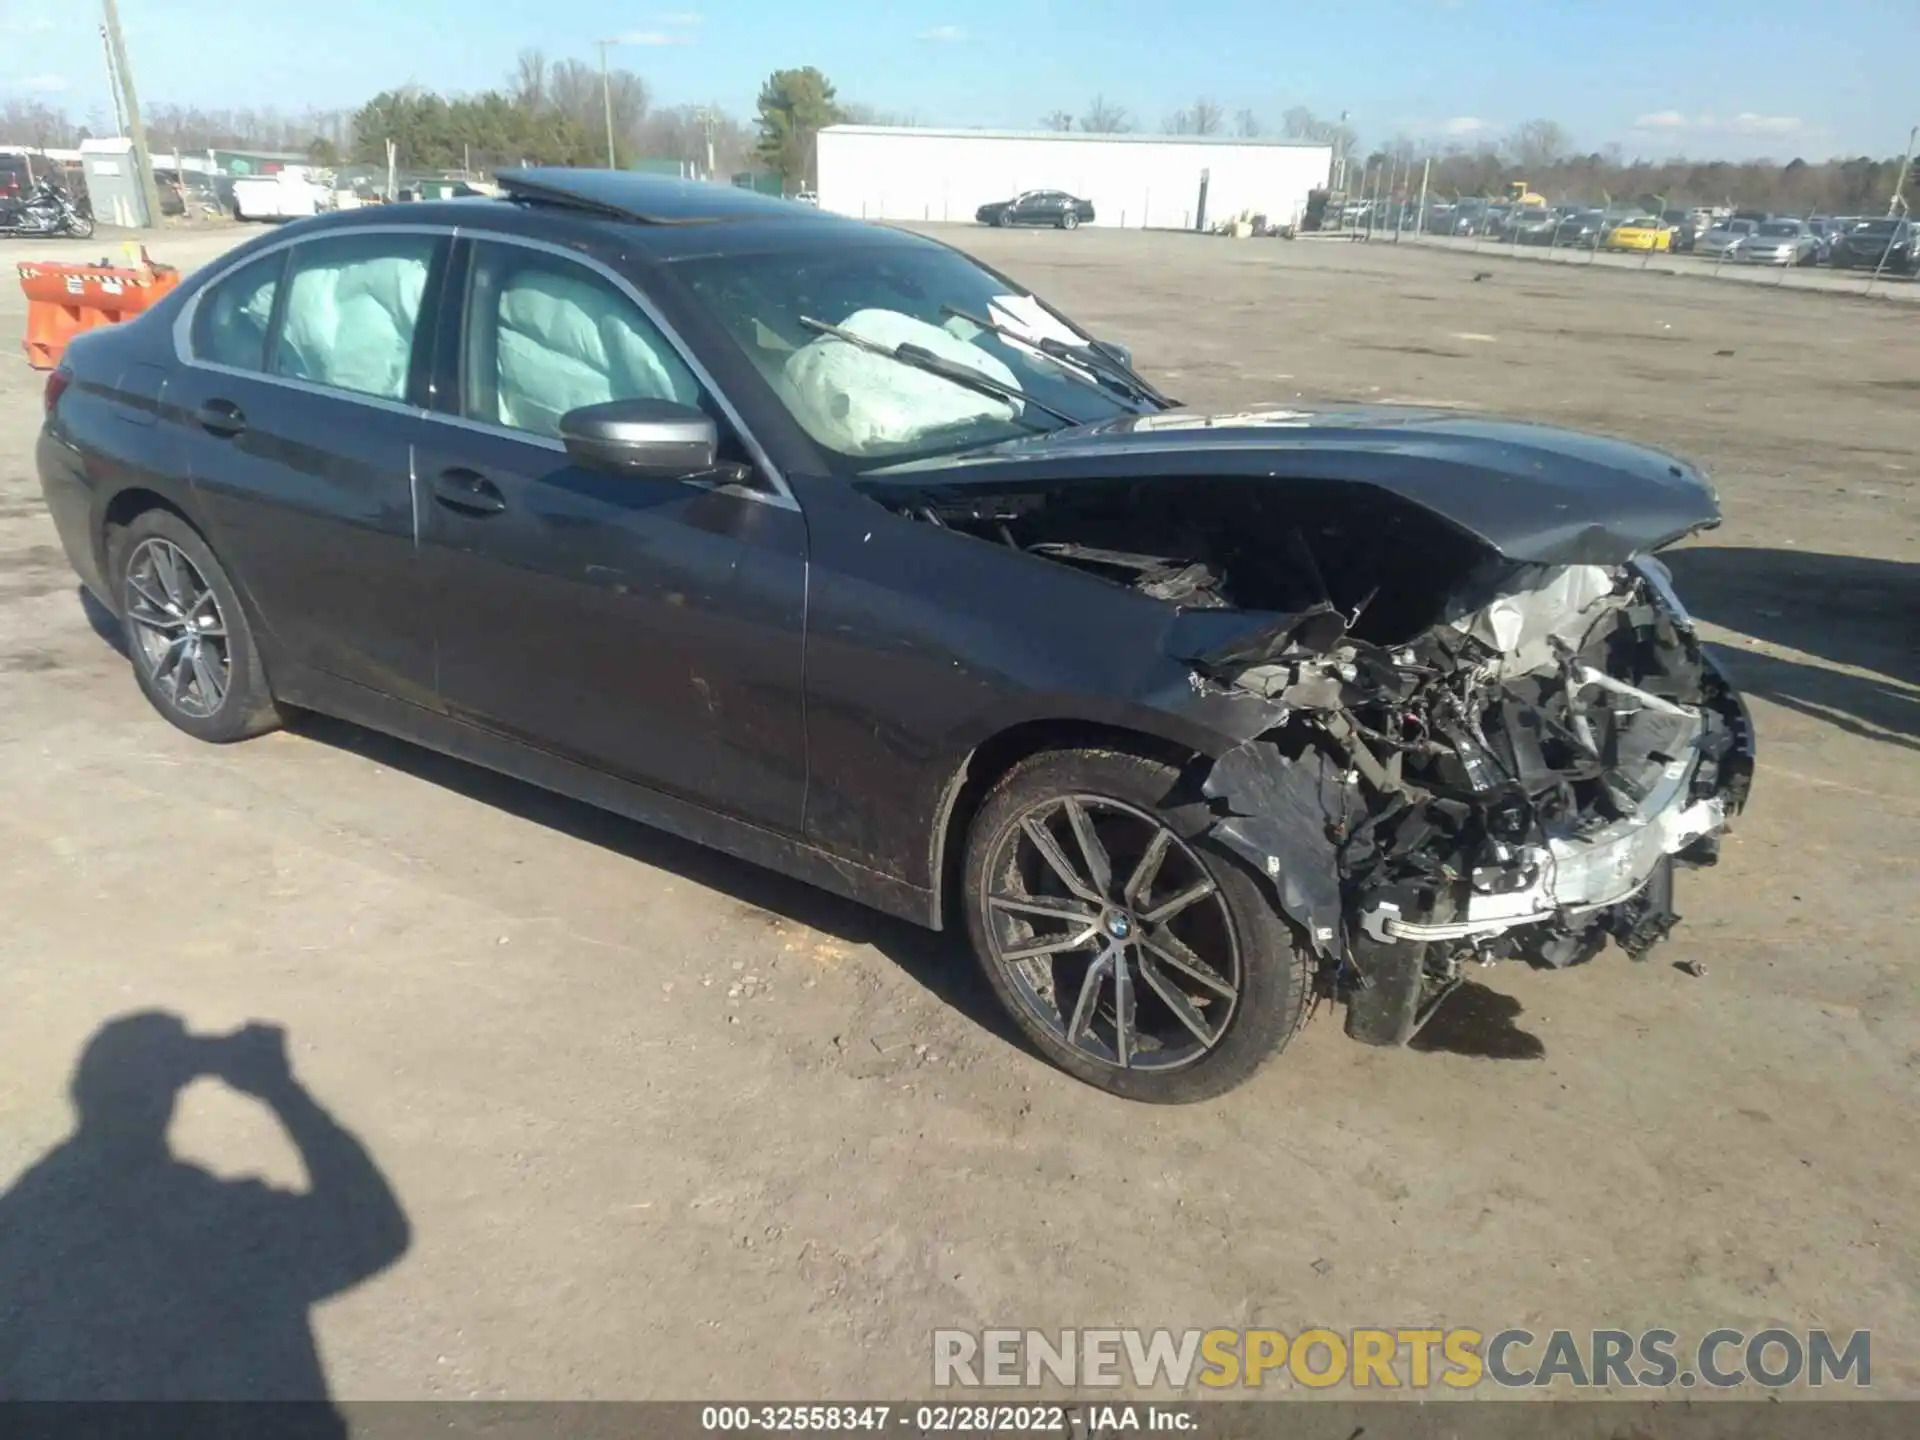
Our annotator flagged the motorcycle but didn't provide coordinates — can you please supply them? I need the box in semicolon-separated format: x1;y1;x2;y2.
0;179;95;239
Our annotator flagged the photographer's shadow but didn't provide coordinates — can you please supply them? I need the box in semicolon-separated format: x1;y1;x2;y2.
0;1012;410;1410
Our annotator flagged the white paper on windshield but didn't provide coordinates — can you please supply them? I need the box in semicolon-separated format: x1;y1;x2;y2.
784;308;1022;454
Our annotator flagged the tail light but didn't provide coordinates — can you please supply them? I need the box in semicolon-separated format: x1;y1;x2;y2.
43;365;72;417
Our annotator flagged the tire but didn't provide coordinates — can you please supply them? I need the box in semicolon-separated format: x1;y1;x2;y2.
962;747;1311;1103
996;209;1014;228
65;212;95;239
110;508;285;744
1060;211;1079;231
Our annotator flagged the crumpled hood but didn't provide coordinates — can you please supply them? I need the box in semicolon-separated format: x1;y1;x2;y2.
865;403;1722;566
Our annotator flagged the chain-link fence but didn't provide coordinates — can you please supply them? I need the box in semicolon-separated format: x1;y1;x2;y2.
1308;170;1918;297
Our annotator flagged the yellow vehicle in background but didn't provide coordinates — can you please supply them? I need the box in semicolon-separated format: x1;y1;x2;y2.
1602;216;1673;252
1504;180;1548;208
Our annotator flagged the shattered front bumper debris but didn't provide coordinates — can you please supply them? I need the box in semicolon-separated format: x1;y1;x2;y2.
1191;554;1754;1036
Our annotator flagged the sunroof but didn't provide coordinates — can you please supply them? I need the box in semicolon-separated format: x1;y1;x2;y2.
495;168;823;224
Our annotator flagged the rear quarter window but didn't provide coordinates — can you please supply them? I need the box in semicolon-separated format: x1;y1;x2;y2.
189;251;288;372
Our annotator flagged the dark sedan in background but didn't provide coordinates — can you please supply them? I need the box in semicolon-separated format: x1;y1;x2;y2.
975;190;1096;229
36;169;1751;1102
1553;210;1609;248
1828;217;1917;273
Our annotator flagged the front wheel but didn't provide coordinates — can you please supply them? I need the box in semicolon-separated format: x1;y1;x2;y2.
996;209;1014;228
963;748;1312;1102
64;211;94;239
112;509;286;744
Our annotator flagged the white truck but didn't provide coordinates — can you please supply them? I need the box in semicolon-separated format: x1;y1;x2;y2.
230;166;334;222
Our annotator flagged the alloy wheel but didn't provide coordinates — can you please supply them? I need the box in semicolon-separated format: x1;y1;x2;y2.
123;538;231;719
981;794;1241;1072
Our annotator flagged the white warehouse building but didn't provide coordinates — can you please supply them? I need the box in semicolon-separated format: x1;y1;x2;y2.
816;126;1333;231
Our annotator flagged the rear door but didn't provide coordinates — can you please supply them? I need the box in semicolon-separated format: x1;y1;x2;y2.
173;227;447;706
413;235;809;833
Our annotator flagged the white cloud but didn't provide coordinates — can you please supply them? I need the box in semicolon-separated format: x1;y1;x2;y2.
1631;110;1804;137
612;29;691;45
4;73;68;93
917;24;967;42
1442;116;1489;136
1727;112;1804;136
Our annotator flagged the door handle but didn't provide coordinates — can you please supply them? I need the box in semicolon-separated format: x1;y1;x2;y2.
195;399;247;438
430;468;507;516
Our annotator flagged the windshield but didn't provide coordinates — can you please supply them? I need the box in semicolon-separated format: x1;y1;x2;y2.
1719;220;1756;234
1857;219;1901;236
1758;222;1800;236
675;241;1142;468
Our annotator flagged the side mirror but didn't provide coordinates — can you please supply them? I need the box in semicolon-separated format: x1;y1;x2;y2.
1091;338;1135;369
558;398;718;478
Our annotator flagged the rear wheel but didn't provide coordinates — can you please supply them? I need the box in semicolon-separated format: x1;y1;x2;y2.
112;509;285;744
1060;210;1079;231
963;748;1311;1102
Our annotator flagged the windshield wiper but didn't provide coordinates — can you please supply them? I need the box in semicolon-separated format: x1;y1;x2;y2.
941;305;1170;408
796;316;1085;429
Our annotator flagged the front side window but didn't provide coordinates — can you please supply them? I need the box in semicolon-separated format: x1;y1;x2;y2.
676;240;1140;468
190;251;285;372
270;231;440;401
462;242;701;438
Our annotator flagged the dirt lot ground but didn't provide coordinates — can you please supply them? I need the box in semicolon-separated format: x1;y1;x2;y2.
1;222;1915;1401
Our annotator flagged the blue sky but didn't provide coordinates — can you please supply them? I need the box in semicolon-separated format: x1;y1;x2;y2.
4;0;1913;159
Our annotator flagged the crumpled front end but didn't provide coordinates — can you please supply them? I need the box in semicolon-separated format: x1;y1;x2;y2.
1189;552;1753;1039
873;460;1752;1045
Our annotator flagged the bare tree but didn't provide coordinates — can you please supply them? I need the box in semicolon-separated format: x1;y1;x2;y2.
1234;108;1262;138
1040;110;1074;132
512;49;549;113
544;56;650;162
637;103;751;176
842;103;918;126
0;98;80;147
1164;99;1225;136
1509;118;1568;171
1080;95;1130;134
1281;104;1359;160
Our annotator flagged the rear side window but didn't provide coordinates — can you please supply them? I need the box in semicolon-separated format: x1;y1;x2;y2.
460;241;700;438
270;232;440;401
190;251;286;372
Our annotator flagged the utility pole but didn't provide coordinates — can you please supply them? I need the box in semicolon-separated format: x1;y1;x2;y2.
100;0;165;229
98;26;126;135
597;39;617;169
696;105;716;180
1415;154;1432;235
1890;124;1918;217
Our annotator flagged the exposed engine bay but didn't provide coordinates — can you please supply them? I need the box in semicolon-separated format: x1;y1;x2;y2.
885;474;1755;1040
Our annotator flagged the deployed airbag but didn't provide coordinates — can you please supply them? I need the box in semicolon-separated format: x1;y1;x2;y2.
783;308;1020;455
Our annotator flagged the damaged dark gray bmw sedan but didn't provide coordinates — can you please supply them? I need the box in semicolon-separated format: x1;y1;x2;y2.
37;170;1754;1101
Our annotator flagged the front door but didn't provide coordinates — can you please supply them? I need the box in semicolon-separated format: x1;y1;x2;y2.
416;237;809;834
175;229;446;706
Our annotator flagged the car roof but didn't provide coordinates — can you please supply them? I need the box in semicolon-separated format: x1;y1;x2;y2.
280;167;932;262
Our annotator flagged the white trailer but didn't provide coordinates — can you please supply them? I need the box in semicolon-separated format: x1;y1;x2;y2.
816;126;1333;231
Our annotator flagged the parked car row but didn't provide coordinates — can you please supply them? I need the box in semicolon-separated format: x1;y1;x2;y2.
1413;199;1917;274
